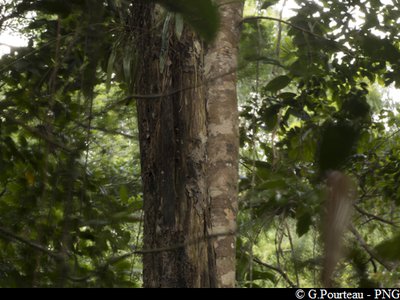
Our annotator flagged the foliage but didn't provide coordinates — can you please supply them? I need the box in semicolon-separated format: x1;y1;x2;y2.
0;0;224;287
154;0;219;42
237;0;400;287
1;0;400;288
0;0;144;287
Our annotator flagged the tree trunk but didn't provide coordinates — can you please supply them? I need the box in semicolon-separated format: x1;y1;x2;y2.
132;0;243;288
132;2;216;288
205;1;244;288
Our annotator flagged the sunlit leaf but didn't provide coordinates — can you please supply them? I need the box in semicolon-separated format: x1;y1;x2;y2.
119;185;129;202
106;49;117;92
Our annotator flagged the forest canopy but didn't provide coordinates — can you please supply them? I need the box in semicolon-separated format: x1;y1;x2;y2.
0;0;400;287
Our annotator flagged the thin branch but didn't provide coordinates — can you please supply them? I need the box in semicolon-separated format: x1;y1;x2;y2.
241;16;322;39
285;221;299;287
0;99;15;110
75;121;135;139
0;187;6;197
0;112;73;152
354;205;399;227
370;128;400;154
217;1;246;8
275;0;287;59
133;231;236;255
0;42;15;48
0;224;236;283
241;16;352;57
71;231;237;282
0;33;74;74
253;257;296;288
0;225;64;260
92;69;237;117
349;225;394;271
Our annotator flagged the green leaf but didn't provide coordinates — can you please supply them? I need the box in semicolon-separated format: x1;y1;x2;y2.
123;45;132;84
154;0;219;42
106;49;117;92
263;104;281;130
175;13;184;40
278;92;297;100
261;0;279;10
256;179;287;190
317;121;359;172
247;270;275;282
119;185;129;202
265;75;291;93
375;234;400;261
296;213;312;237
160;14;172;74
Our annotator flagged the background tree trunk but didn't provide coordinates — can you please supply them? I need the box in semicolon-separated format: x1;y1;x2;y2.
205;0;244;288
132;2;216;288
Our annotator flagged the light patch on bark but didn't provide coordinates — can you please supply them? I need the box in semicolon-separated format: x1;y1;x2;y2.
221;271;236;287
205;1;243;284
205;2;243;288
208;119;236;136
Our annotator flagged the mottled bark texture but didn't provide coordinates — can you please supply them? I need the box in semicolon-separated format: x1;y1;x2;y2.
131;2;216;288
132;0;243;288
205;1;244;288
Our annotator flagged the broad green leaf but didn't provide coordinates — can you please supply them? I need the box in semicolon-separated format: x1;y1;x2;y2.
160;14;172;74
286;107;310;121
317;121;359;172
278;92;297;100
263;104;281;130
175;13;184;40
296;212;312;237
265;75;291;93
247;270;275;282
261;0;279;10
123;45;132;84
375;234;400;261
119;185;129;202
154;0;219;42
256;179;287;190
106;49;117;92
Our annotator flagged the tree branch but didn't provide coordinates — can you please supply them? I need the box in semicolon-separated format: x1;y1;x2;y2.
132;231;236;255
241;16;322;39
0;112;73;152
253;257;296;287
70;231;237;282
92;69;237;117
75;121;135;139
0;42;15;48
240;16;351;56
0;99;16;110
0;225;64;260
354;205;399;227
349;225;394;271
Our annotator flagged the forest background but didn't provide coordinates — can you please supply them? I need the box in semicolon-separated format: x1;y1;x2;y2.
0;0;400;288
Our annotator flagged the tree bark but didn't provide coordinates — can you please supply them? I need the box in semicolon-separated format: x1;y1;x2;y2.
132;0;243;288
132;2;216;288
205;0;244;288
